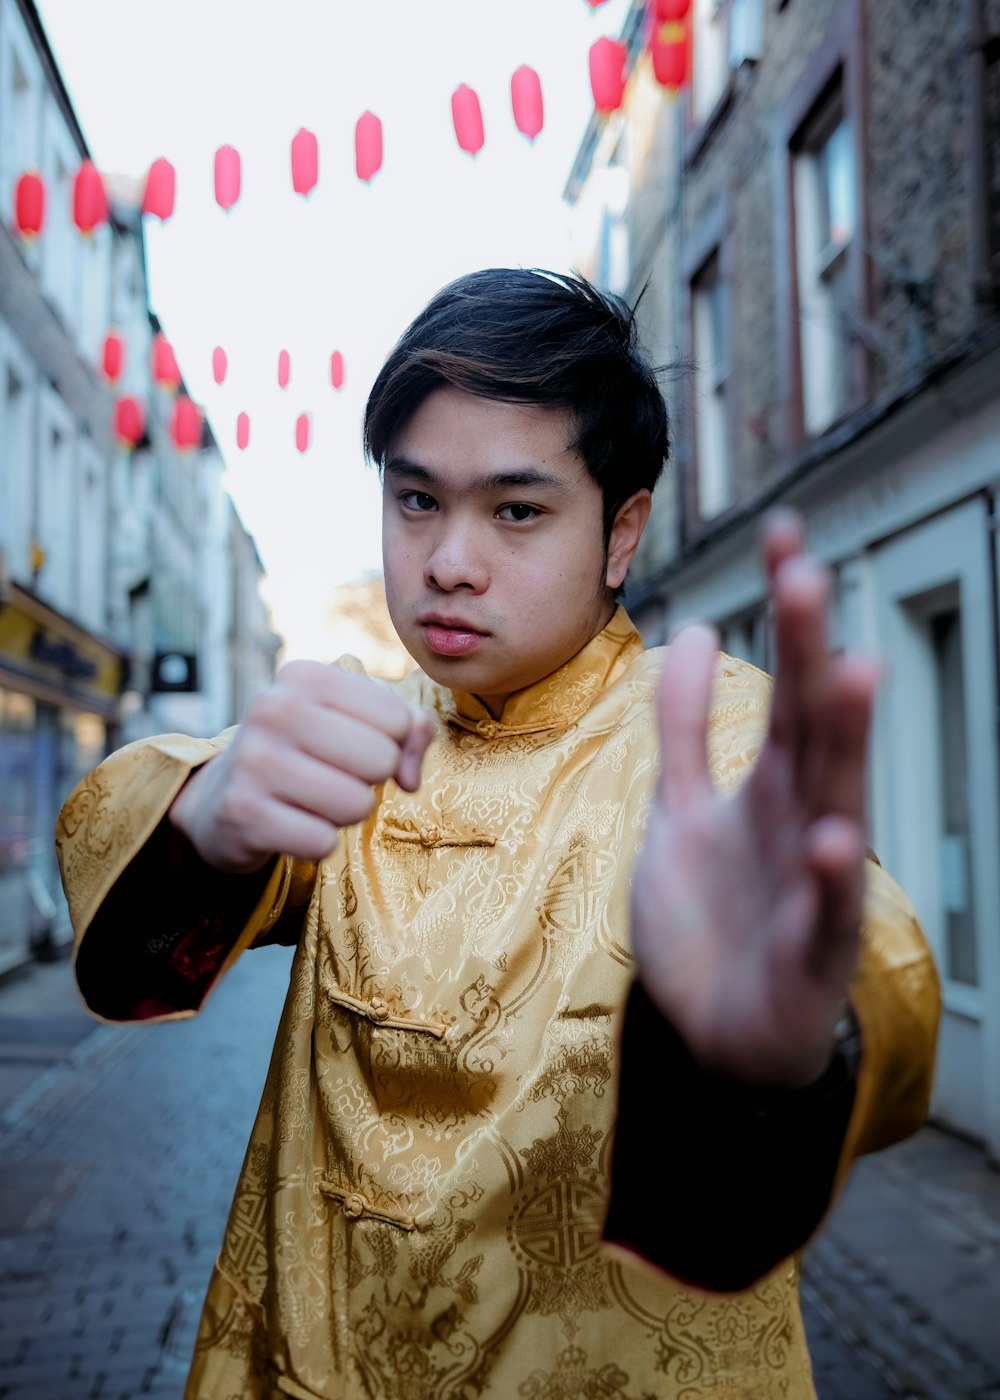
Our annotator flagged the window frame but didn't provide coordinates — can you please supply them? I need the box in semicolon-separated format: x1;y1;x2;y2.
681;195;739;536
771;0;870;453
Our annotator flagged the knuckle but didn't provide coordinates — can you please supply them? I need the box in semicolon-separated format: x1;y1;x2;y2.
337;778;376;827
276;658;322;689
297;822;340;863
245;689;287;732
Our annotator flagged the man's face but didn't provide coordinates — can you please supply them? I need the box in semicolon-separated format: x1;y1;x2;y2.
382;386;638;715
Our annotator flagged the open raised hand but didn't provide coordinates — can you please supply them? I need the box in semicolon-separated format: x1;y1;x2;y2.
630;514;879;1088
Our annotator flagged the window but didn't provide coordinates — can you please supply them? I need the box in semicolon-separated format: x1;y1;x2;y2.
793;87;858;435
597;162;630;296
690;0;764;125
931;606;977;987
37;390;76;612
0;6;42;235
692;0;730;123
41;103;81;334
691;251;731;519
729;0;765;67
78;441;107;631
719;607;767;670
1;359;34;581
774;1;867;450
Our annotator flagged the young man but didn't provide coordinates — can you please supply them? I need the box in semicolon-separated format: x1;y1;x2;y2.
58;269;939;1399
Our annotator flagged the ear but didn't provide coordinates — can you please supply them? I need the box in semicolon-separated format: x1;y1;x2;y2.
606;490;652;590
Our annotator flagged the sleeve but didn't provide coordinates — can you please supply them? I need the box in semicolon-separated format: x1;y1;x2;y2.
56;730;317;1025
604;858;940;1290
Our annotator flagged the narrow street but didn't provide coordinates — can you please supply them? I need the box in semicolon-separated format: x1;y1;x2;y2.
3;951;996;1399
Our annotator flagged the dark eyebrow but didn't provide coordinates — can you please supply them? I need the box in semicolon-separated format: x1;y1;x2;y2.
384;455;571;495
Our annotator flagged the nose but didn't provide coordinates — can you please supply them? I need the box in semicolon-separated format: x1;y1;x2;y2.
423;521;488;593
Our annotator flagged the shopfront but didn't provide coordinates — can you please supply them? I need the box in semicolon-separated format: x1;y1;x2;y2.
0;581;126;971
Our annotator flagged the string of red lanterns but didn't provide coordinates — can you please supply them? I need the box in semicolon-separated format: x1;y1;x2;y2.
39;10;691;461
107;331;346;459
9;12;691;241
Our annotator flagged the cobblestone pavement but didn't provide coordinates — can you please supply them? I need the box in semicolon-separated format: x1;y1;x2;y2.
0;952;997;1399
0;949;290;1399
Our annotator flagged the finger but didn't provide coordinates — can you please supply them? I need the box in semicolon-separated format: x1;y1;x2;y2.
801;815;866;982
394;708;437;793
807;656;879;825
767;555;831;755
277;662;415;743
240;746;379;827
242;798;343;865
655;624;718;807
290;706;403;786
761;509;806;587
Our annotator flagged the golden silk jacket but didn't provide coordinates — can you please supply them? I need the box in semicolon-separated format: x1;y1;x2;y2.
56;610;940;1400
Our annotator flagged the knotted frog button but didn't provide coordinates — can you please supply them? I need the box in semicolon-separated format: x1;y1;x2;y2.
368;994;390;1022
476;718;499;738
342;1192;366;1220
418;824;440;847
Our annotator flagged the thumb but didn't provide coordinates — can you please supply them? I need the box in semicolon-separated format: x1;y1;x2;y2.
394;707;438;793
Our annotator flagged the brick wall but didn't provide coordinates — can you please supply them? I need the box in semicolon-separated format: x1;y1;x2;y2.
618;0;995;592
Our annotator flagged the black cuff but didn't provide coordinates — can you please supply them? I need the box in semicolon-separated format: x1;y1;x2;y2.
75;815;276;1019
603;979;858;1291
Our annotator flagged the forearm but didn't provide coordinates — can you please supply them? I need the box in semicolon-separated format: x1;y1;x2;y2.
603;979;858;1292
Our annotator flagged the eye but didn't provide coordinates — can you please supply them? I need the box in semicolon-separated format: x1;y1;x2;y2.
496;503;541;523
400;490;437;512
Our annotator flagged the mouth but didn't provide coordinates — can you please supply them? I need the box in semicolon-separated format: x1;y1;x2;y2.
418;614;490;658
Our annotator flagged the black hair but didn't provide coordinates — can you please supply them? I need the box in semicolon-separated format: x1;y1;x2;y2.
364;268;669;543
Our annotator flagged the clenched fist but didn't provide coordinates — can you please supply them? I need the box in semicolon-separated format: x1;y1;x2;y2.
169;662;436;874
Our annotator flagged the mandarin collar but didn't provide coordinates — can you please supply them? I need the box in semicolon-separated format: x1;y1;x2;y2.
444;606;644;738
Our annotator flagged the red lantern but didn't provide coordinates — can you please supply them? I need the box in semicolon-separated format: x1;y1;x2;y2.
589;36;627;113
278;350;291;389
113;395;145;448
73;160;109;235
355;111;383;182
172;396;202;452
651;22;690;91
213;347;228;384
102;331;125;383
14;171;45;238
291;127;318;196
236;412;250;451
296;413;310;453
153;334;182;391
452;84;485;156
329;351;344;389
510;66;544;141
141;158;175;220
655;0;692;19
215;144;241;210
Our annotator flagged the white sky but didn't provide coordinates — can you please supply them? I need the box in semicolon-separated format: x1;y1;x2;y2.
36;0;631;658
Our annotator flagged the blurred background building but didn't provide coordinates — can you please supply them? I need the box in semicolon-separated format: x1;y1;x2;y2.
0;0;279;972
569;0;1000;1161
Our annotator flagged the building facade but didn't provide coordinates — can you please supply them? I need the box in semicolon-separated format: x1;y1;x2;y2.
568;0;1000;1161
0;0;278;971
